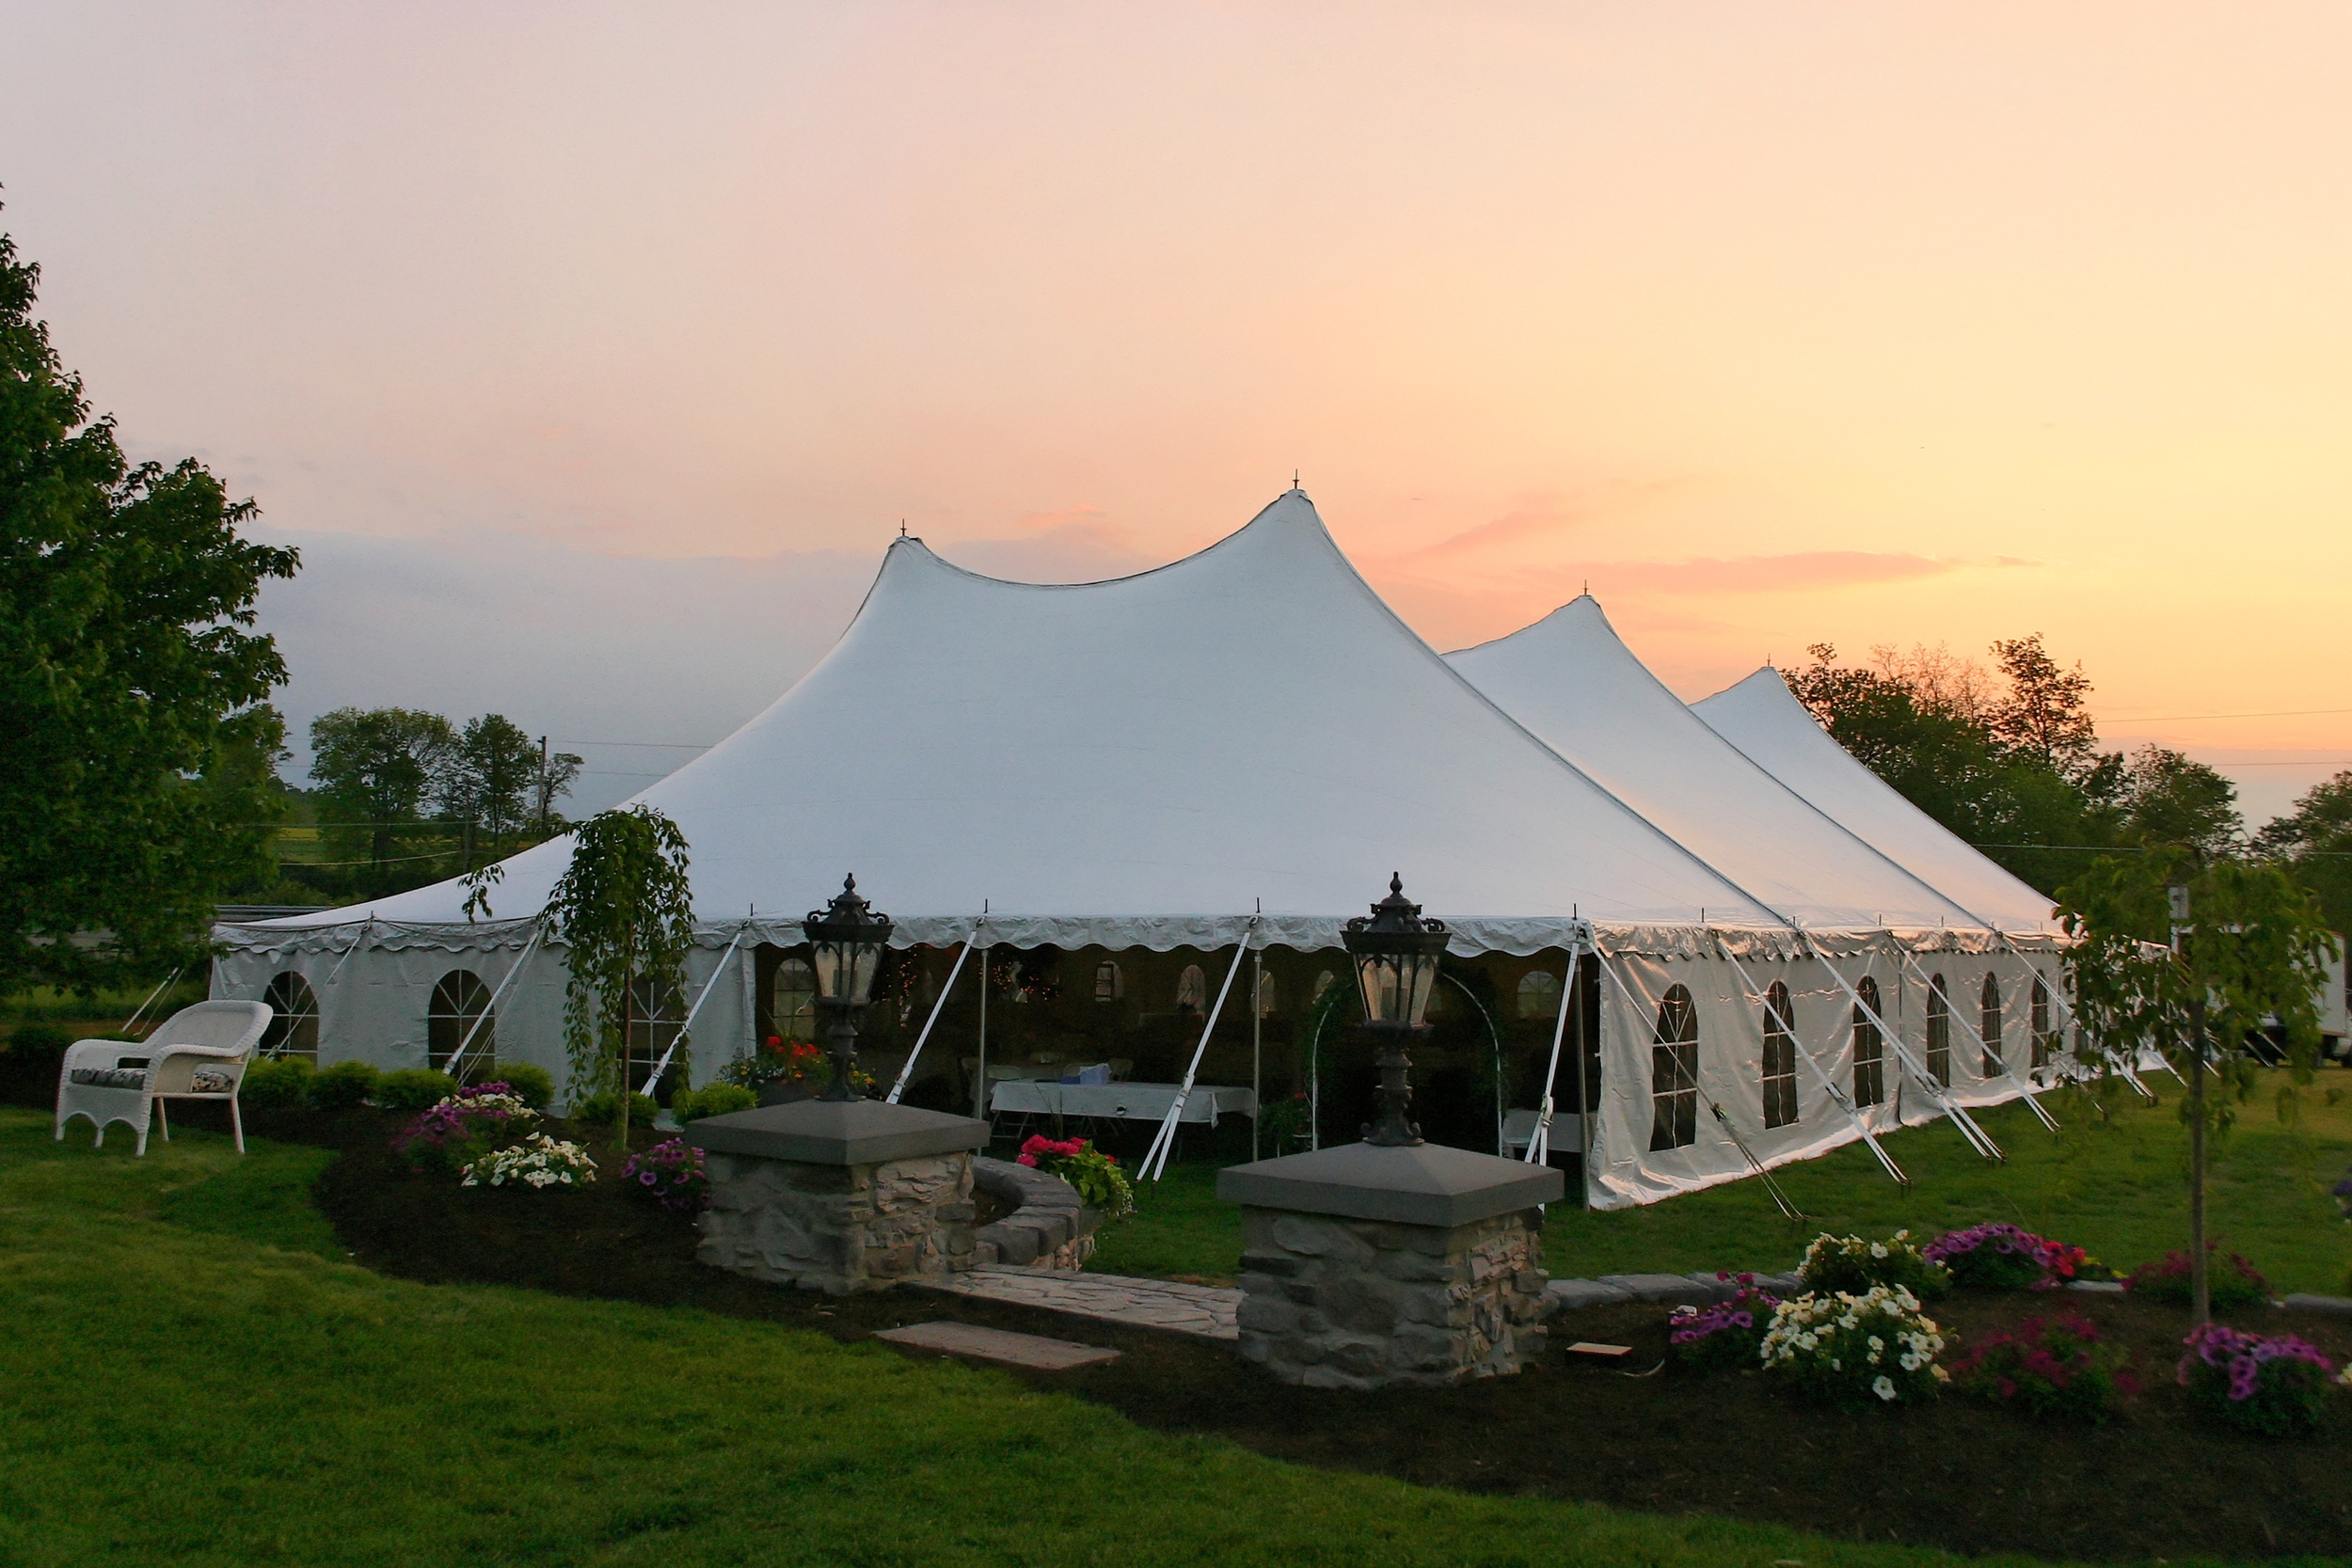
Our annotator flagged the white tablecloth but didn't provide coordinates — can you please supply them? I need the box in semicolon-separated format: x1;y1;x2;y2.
988;1081;1258;1125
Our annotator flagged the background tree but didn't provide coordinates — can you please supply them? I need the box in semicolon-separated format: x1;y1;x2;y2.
533;742;585;837
0;222;298;990
308;707;456;895
443;714;544;860
1787;638;2122;894
542;805;694;1150
2256;769;2352;937
2116;745;2241;856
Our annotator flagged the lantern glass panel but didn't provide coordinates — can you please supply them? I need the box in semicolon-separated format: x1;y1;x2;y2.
1355;954;1397;1024
1401;951;1438;1028
811;940;850;1005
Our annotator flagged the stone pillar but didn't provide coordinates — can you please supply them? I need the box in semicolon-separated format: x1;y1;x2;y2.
1217;1141;1564;1388
687;1100;990;1295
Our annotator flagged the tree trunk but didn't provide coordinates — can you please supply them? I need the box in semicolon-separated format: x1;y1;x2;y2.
618;929;635;1154
2188;990;2209;1326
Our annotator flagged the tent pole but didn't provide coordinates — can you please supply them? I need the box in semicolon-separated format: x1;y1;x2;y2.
1250;949;1263;1162
442;922;546;1085
1716;941;1908;1187
1527;943;1576;1164
639;924;744;1099
1895;944;2058;1131
1143;920;1255;1181
889;933;976;1104
1804;934;2002;1162
975;938;989;1121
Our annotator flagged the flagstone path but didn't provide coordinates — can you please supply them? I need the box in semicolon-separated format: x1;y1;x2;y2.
916;1265;1241;1340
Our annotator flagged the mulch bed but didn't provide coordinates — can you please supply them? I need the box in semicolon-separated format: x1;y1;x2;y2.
238;1103;2352;1561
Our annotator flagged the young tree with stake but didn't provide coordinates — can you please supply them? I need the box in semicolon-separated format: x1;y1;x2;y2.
2058;850;2336;1323
543;806;694;1152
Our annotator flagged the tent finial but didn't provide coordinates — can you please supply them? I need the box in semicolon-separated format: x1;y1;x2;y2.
899;519;906;538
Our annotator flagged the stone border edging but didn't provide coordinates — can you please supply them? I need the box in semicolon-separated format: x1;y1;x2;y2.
969;1155;1102;1269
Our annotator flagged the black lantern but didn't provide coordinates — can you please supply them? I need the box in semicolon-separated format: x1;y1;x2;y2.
803;875;893;1101
1342;874;1449;1146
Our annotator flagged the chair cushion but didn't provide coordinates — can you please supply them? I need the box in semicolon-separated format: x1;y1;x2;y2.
186;1069;233;1094
70;1067;151;1089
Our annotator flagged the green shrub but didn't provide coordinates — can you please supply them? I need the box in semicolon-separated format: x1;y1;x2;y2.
310;1059;382;1110
7;1024;72;1055
568;1089;659;1128
489;1062;555;1109
241;1058;316;1108
376;1068;458;1116
672;1083;756;1122
0;1024;74;1107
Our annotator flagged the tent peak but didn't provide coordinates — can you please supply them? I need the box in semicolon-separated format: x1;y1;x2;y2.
903;489;1332;591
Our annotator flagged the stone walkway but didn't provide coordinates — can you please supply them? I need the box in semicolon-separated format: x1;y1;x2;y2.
917;1265;1241;1340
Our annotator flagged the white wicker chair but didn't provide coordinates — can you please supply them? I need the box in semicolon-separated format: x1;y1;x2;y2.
55;1001;272;1156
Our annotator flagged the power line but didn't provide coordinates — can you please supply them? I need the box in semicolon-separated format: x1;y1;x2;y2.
2106;705;2352;722
553;739;714;750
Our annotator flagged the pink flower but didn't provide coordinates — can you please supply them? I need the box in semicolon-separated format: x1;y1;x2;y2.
1016;1153;1038;1167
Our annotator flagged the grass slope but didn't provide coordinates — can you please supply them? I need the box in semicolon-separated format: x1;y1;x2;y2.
1101;1074;2352;1293
0;1113;2076;1568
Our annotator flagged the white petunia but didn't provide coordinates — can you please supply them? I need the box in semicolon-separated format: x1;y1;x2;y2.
1873;1375;1897;1401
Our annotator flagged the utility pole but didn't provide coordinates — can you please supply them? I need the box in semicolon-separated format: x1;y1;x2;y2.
537;736;551;839
2171;881;2210;1326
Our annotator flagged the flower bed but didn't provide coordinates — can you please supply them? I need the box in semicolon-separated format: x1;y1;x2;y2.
2177;1323;2336;1437
462;1133;598;1191
1667;1274;1779;1374
1950;1313;2132;1422
391;1084;541;1179
1015;1133;1134;1221
1759;1284;1947;1408
2127;1244;2272;1309
622;1137;708;1212
1797;1229;1950;1299
1925;1222;2089;1291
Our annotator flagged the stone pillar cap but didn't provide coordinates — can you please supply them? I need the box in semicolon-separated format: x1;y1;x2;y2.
1217;1141;1564;1227
686;1099;988;1165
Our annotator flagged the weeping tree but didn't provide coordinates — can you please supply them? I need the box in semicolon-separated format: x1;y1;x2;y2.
2058;849;2336;1322
543;805;694;1151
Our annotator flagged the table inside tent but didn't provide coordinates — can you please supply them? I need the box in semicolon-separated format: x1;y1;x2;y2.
987;1080;1258;1145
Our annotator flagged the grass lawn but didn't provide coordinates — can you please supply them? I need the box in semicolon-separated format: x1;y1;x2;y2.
0;1110;2090;1568
1105;1071;2352;1294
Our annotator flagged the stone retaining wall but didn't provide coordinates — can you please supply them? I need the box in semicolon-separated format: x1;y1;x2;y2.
969;1155;1101;1270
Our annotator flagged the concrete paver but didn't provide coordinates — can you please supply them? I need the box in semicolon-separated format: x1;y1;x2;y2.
873;1320;1120;1370
917;1266;1241;1341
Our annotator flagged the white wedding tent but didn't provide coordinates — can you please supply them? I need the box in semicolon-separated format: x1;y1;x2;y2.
1448;600;2071;1203
215;489;2073;1207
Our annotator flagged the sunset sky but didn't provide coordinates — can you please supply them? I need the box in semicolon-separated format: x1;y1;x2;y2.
5;3;2346;822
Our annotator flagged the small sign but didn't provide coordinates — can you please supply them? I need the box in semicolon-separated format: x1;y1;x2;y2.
2168;884;2191;921
1566;1340;1633;1357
